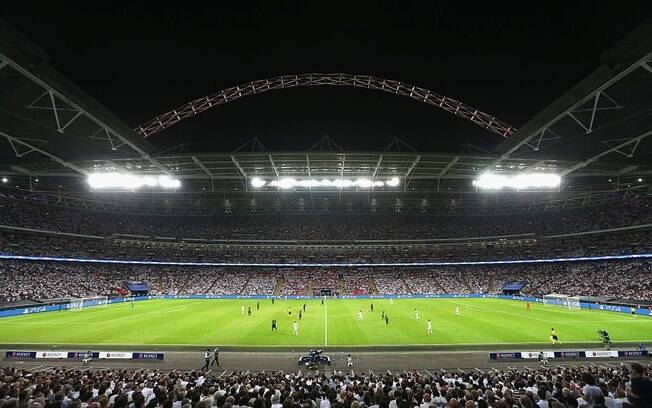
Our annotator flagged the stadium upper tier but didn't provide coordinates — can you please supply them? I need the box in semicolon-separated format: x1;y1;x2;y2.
2;228;650;263
0;197;650;241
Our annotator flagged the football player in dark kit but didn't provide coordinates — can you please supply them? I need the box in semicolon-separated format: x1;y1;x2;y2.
271;319;277;331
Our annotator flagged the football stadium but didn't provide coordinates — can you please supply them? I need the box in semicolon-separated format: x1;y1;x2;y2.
1;5;652;408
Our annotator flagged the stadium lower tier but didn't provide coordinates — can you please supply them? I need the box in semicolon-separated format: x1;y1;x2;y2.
1;298;651;348
2;363;651;408
0;258;651;304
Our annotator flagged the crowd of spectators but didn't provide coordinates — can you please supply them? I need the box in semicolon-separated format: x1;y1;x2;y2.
0;261;125;303
2;228;650;267
1;362;651;408
1;259;651;304
373;272;409;295
340;273;370;296
0;263;274;303
404;270;465;295
1;197;651;241
240;273;277;296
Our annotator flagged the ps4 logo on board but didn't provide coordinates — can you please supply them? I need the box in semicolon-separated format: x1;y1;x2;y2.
22;306;46;314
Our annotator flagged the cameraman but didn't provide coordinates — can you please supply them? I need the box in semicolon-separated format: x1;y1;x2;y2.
597;329;612;349
538;351;548;366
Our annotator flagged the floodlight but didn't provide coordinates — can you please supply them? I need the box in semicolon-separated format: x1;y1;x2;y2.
158;175;181;189
271;178;297;189
297;179;320;188
142;176;158;187
386;177;400;187
87;172;181;190
256;177;401;189
473;172;561;190
251;177;266;188
356;178;373;188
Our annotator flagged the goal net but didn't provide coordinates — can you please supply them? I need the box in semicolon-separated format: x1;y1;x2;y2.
68;296;109;312
543;294;581;310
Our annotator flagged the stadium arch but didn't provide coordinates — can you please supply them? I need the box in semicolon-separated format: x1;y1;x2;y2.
135;73;517;139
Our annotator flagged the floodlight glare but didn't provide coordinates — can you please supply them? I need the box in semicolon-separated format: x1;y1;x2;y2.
333;179;354;188
158;175;181;189
142;176;158;187
357;178;373;188
386;177;400;187
271;178;297;189
473;172;561;190
87;172;181;190
250;177;266;188
254;177;401;189
296;179;319;188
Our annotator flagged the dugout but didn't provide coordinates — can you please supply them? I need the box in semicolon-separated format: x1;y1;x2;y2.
502;281;526;295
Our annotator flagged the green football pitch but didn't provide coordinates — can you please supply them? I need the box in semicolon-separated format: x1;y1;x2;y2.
0;298;650;349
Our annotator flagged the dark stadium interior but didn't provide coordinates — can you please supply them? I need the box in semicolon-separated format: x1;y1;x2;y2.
1;4;652;408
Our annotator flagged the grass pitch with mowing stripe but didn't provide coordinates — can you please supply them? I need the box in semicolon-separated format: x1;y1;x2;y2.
0;298;649;348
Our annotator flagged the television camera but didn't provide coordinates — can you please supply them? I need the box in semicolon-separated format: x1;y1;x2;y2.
298;349;331;369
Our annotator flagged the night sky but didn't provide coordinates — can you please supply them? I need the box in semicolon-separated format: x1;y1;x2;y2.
3;2;652;153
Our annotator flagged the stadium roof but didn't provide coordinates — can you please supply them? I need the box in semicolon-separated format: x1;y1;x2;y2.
490;21;652;172
0;20;168;174
0;18;651;213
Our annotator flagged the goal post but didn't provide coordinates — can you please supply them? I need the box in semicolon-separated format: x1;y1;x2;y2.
543;294;581;310
567;296;581;310
68;296;109;312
